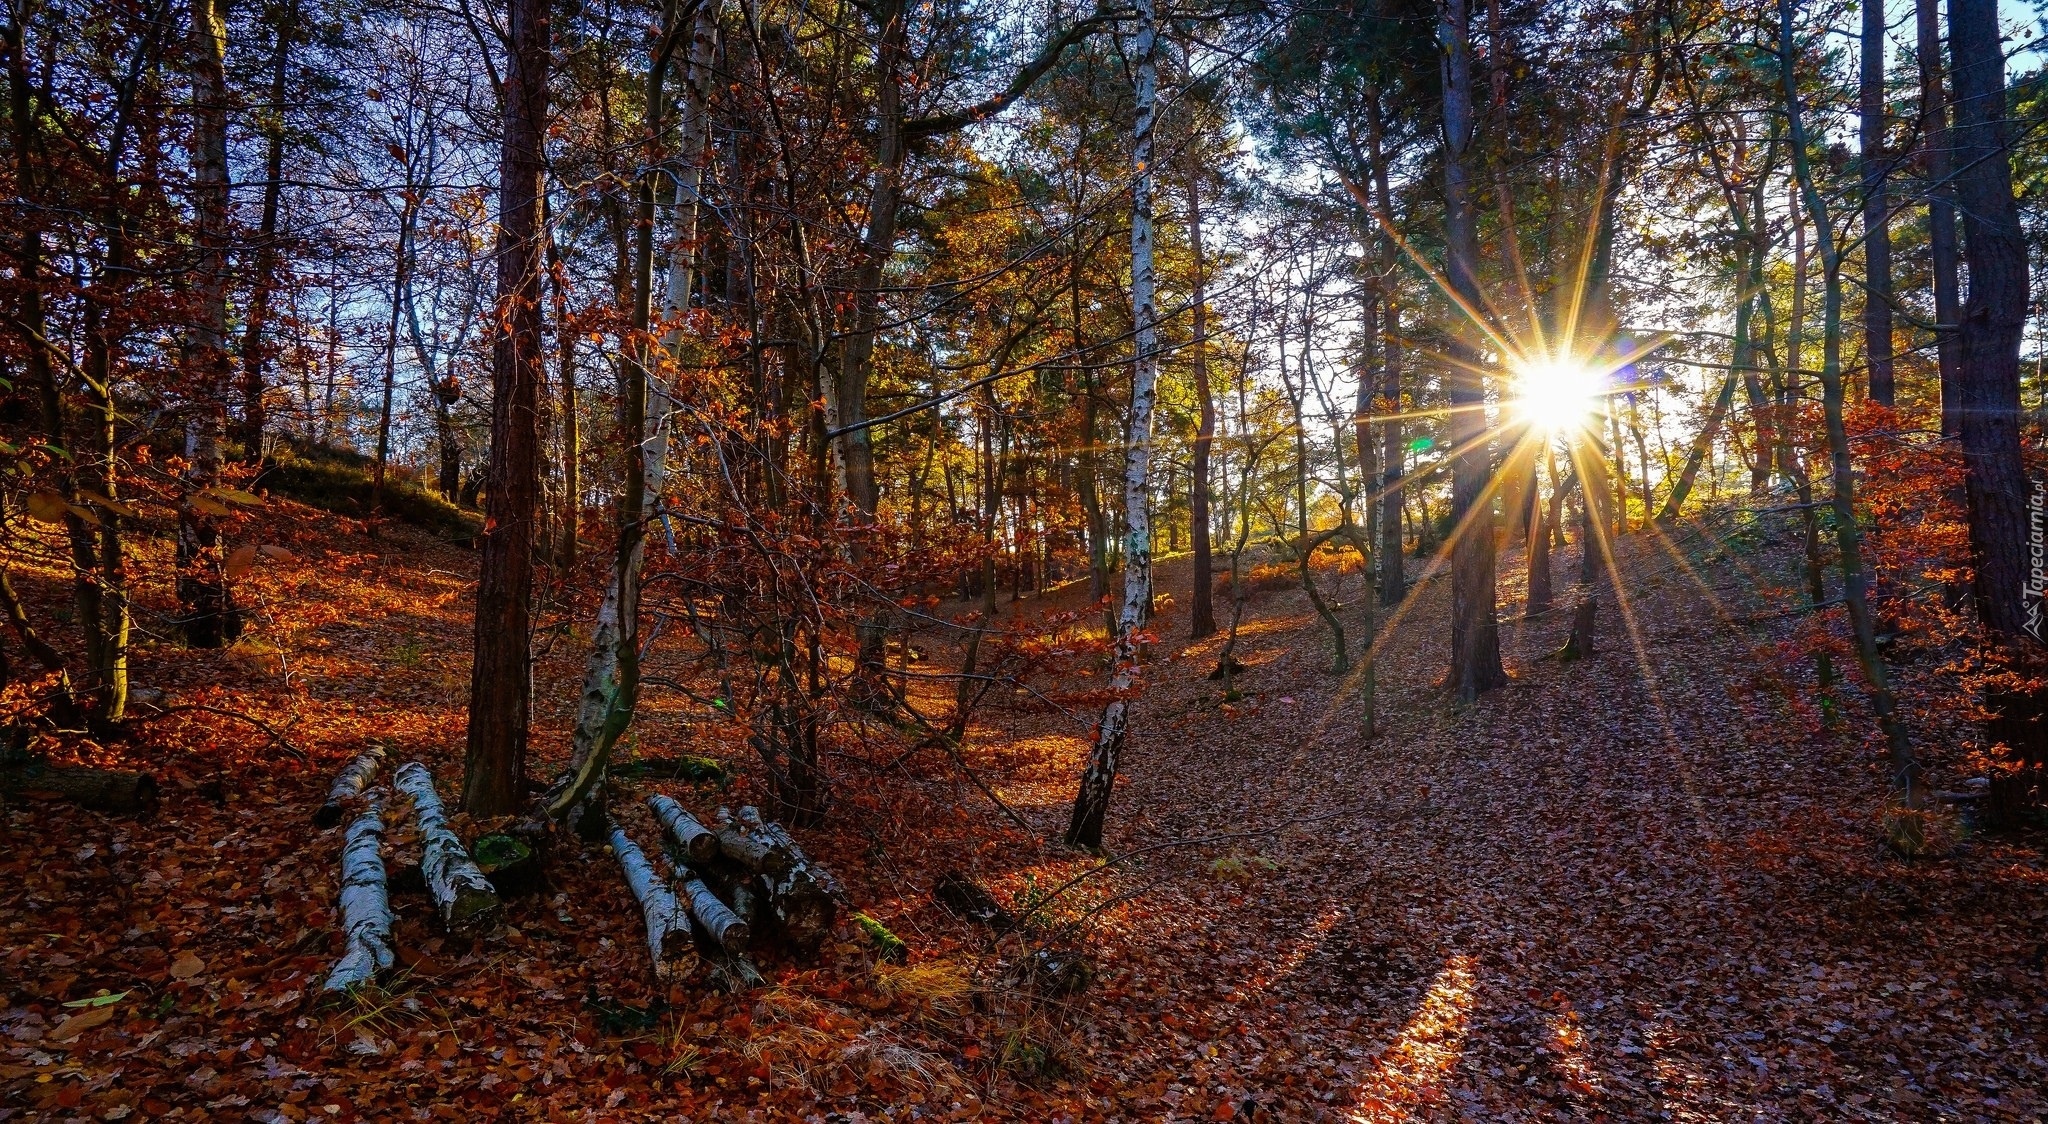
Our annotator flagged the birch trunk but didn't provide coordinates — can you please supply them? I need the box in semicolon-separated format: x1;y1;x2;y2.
176;0;239;649
322;790;395;994
544;0;721;830
394;762;501;929
1066;0;1159;849
647;794;718;861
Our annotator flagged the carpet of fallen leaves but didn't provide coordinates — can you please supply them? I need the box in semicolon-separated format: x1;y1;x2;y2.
4;497;2047;1122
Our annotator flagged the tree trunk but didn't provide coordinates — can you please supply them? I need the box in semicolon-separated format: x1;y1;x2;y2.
1439;0;1505;702
321;790;395;995
1525;446;1555;616
1948;0;2033;643
1860;0;1894;406
177;0;239;649
1187;169;1217;640
1916;0;1963;437
237;0;297;458
1782;0;1924;809
0;757;158;816
540;0;719;833
1369;91;1406;607
464;0;550;817
1067;0;1159;849
395;762;501;929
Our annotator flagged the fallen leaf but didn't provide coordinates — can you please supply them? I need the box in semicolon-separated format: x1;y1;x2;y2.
48;1004;114;1042
170;951;206;979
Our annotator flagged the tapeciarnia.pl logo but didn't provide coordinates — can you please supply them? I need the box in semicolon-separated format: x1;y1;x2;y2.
2028;476;2046;642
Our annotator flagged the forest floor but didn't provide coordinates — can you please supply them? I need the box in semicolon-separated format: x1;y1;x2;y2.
3;497;2047;1122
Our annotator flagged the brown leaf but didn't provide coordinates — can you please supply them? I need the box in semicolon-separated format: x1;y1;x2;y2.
48;1004;114;1042
169;951;206;979
226;546;258;580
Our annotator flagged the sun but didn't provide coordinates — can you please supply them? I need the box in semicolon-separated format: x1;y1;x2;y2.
1513;357;1605;434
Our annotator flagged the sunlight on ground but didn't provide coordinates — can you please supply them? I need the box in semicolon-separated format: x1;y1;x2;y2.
1346;954;1478;1121
1225;904;1345;1008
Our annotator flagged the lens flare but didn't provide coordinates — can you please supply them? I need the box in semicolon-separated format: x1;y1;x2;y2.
1514;358;1604;433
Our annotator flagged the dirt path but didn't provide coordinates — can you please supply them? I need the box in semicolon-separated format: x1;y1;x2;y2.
967;540;2048;1122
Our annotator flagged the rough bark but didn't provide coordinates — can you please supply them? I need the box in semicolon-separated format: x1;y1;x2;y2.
1066;0;1160;849
314;747;386;828
1439;0;1506;702
1557;594;1596;662
394;762;501;929
322;790;395;994
1948;0;2032;643
464;0;550;816
607;822;693;970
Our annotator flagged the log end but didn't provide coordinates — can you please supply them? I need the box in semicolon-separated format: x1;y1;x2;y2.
312;802;344;829
446;886;502;931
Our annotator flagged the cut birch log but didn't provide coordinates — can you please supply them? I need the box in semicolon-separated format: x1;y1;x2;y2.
646;794;717;861
607;823;693;972
314;747;386;828
392;762;499;931
713;821;792;875
0;757;158;816
676;868;751;952
322;789;395;994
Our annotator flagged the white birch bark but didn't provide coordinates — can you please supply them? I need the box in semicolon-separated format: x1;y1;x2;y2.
608;822;693;972
547;1;723;824
314;746;386;828
648;794;719;861
322;789;395;994
393;762;500;929
1065;0;1159;849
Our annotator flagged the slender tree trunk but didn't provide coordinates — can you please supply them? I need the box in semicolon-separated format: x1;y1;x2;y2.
1371;95;1406;607
1439;0;1505;702
178;0;239;649
1861;0;1894;406
1916;0;1963;436
1187;169;1217;639
464;0;551;817
1782;0;1923;809
237;0;296;459
1067;0;1158;848
543;0;721;830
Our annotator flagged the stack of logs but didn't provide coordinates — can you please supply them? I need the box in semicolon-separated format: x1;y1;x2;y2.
314;748;842;997
616;796;844;988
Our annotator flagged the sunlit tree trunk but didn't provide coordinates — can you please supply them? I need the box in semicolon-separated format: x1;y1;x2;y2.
177;0;240;649
464;0;551;817
237;0;298;459
1067;0;1159;848
544;0;721;831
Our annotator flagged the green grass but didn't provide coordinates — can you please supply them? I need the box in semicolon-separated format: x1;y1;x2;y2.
258;440;480;541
